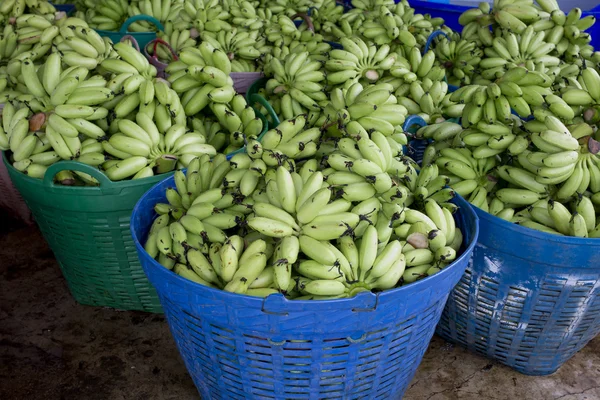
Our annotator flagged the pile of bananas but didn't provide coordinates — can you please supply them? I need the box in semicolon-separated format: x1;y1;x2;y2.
0;0;56;24
144;115;466;298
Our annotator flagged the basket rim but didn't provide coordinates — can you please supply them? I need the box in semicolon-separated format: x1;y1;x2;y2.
131;173;480;308
474;204;600;246
2;151;172;192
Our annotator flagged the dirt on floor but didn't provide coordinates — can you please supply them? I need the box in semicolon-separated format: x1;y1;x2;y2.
1;210;599;400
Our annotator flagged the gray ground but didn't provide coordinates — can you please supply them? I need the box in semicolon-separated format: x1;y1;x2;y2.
1;211;599;400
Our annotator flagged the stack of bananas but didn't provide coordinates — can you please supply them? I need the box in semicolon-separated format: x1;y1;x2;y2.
318;81;407;138
433;32;482;86
143;115;465;298
265;51;326;120
0;0;56;24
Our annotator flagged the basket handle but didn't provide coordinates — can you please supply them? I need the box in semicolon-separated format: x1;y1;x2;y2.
403;115;427;134
290;13;315;32
119;15;164;34
145;38;179;62
43;161;117;194
120;34;140;51
423;30;449;55
249;93;280;128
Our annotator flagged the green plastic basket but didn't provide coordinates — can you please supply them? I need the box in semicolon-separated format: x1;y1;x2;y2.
95;15;164;51
3;153;168;312
246;77;280;128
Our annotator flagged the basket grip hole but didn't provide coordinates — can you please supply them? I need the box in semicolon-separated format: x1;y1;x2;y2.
267;338;286;346
346;333;367;343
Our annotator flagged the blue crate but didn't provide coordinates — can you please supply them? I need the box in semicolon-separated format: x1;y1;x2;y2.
436;207;600;375
131;175;479;399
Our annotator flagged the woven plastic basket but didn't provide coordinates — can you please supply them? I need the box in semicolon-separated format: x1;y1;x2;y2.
131;175;479;399
436;207;600;376
4;154;166;312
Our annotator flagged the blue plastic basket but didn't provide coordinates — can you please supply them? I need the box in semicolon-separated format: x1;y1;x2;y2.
131;175;479;399
436;207;600;376
410;0;600;49
403;115;429;165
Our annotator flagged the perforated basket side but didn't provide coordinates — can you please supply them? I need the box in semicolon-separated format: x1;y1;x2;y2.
436;206;600;376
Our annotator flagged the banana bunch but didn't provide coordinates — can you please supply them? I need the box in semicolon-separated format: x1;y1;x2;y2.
536;3;596;59
151;28;198;63
317;81;407;138
431;145;499;211
477;26;559;82
433;33;482;86
0;14;53;65
259;115;320;162
260;0;317;18
515;116;599;201
201;29;262;61
143;149;466;297
85;0;129;31
348;0;395;13
0;0;56;23
322;130;410;196
407;162;457;211
416;120;464;145
188;114;230;153
53;19;114;71
166;42;236;116
325;37;397;88
265;51;326;120
309;0;344;33
263;14;307;47
132;0;182;30
490;195;599;238
175;0;231;33
459;0;540;35
559;68;600;123
208;94;265;154
267;36;330;67
390;47;445;85
359;4;418;47
225;0;264;31
100;103;217;180
0;50;118;167
450;66;557;125
396;77;464;123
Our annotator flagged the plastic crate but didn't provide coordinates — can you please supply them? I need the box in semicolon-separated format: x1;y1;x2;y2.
131;174;479;399
436;207;600;376
410;0;600;49
4;154;166;312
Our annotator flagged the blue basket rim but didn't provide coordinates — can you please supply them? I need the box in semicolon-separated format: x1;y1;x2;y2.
131;174;479;307
473;203;600;246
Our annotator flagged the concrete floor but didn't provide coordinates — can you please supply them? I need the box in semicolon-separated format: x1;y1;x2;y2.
1;211;599;400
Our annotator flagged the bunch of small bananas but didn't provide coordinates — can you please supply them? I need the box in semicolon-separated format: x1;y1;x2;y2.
325;36;397;88
166;42;237;116
318;81;407;138
0;0;56;24
434;32;482;86
265;51;326;120
143;131;465;298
